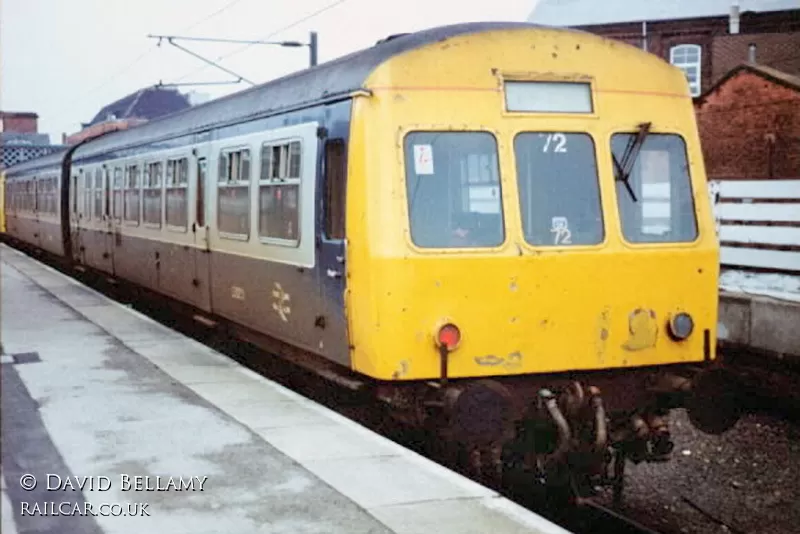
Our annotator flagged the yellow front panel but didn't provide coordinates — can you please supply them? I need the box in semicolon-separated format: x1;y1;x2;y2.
345;27;719;380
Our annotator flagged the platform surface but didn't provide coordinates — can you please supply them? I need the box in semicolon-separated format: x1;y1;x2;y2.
0;244;570;534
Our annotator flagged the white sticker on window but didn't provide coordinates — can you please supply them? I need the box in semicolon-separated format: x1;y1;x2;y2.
551;216;572;245
413;145;434;175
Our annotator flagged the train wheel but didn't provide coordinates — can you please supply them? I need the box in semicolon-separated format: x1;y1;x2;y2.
686;367;742;435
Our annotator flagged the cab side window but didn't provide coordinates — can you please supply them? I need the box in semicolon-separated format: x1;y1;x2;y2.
324;139;346;240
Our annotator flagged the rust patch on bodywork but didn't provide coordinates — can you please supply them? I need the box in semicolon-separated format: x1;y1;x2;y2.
474;352;522;371
392;360;410;379
596;308;610;364
622;308;658;351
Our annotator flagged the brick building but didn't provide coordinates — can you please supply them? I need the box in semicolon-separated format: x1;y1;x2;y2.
0;112;65;170
528;0;800;97
1;112;38;134
695;63;800;179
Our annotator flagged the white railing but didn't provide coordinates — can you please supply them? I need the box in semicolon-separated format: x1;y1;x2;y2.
709;179;800;301
710;179;800;271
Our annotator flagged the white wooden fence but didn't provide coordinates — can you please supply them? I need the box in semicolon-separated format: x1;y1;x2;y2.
709;179;800;273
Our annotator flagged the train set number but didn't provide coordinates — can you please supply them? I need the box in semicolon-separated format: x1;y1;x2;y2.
551;216;572;245
542;133;567;153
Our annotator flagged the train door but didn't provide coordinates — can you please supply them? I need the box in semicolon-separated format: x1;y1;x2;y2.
74;172;88;264
110;166;123;276
102;168;115;274
191;151;212;312
318;138;349;365
32;178;42;248
69;173;81;260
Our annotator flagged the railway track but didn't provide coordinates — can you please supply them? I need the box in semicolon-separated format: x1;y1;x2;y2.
8;242;666;534
563;500;663;534
718;346;800;424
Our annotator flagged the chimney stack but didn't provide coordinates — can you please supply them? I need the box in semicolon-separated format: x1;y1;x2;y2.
748;43;757;63
729;1;740;34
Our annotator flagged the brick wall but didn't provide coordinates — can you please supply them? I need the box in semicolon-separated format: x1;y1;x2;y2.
1;113;38;134
712;32;800;84
695;69;800;179
576;10;800;96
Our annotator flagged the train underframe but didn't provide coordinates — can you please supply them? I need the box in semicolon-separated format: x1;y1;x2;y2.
374;362;738;503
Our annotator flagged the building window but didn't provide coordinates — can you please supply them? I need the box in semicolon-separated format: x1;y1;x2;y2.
258;141;301;244
670;44;701;97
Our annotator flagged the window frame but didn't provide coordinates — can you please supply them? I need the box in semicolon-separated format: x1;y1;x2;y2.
401;128;507;252
165;157;190;233
609;130;700;247
94;168;104;220
123;163;141;226
323;138;347;241
83;169;92;221
504;80;594;114
112;167;124;222
669;44;702;97
143;160;164;229
217;146;251;241
257;138;303;247
513;130;606;249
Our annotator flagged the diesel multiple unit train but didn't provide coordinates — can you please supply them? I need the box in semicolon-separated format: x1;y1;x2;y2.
2;22;728;497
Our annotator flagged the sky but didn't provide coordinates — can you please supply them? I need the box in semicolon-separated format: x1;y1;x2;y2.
1;0;539;142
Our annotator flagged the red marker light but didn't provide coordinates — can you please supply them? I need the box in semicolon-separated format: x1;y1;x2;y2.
437;323;461;351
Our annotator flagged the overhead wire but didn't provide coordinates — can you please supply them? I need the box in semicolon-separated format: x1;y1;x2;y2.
173;0;349;83
180;0;250;33
53;0;252;130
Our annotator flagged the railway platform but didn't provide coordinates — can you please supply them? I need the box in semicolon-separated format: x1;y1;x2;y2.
0;244;570;534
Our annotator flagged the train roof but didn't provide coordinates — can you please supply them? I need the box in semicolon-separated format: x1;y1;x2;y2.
69;22;547;159
3;149;67;178
5;21;565;177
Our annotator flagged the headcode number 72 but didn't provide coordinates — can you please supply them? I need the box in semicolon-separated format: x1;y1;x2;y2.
543;133;567;153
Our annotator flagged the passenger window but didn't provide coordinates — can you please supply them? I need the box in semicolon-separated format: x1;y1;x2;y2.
84;172;92;220
404;132;504;249
113;168;123;221
94;169;103;219
324;139;346;240
71;175;78;215
218;149;250;238
258;140;301;244
514;132;603;246
166;158;189;230
144;161;163;227
612;134;697;243
124;164;140;224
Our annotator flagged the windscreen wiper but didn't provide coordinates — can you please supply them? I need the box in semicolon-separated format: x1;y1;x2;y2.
612;122;652;203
